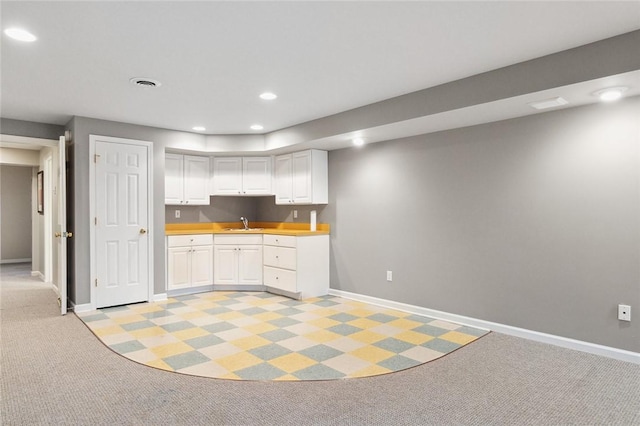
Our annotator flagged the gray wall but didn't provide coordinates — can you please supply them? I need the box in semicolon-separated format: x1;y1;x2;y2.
1;118;65;140
67;117;206;304
325;97;640;352
0;165;33;261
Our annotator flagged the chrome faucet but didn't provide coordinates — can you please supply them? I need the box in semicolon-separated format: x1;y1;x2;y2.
240;216;249;230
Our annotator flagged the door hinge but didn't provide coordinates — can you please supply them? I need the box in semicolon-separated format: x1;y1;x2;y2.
95;217;97;225
95;278;98;287
94;154;100;163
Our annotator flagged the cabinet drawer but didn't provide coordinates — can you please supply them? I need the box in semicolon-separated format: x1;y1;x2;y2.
214;234;263;245
264;266;297;293
263;234;296;248
263;245;296;270
168;234;213;247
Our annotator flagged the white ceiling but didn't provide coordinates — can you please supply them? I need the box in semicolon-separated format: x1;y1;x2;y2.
2;1;640;136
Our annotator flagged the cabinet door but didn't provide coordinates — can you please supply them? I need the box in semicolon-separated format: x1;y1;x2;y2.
212;157;243;195
165;153;184;205
274;154;293;204
242;157;272;195
292;151;312;204
190;245;213;286
214;245;238;284
183;155;210;205
167;246;190;289
238;245;263;285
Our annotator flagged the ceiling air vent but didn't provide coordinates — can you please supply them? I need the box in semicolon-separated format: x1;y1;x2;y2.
129;77;162;88
528;96;568;110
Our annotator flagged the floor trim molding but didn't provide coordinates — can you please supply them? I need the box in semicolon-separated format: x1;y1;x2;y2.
152;293;168;302
329;289;640;365
71;301;93;313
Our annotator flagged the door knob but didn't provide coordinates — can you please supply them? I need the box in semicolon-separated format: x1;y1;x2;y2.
139;228;147;234
55;232;61;238
65;232;73;238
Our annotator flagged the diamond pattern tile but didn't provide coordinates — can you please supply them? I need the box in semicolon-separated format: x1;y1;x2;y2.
78;291;488;381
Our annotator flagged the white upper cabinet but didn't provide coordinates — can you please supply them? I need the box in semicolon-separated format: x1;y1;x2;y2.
212;157;243;195
165;153;184;204
243;157;272;194
275;149;328;205
165;153;210;205
212;156;271;196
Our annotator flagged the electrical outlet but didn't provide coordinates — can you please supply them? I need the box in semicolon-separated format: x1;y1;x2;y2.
293;210;298;219
618;304;631;321
175;210;180;218
386;270;393;282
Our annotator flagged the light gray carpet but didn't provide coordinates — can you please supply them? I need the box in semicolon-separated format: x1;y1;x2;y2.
2;263;639;425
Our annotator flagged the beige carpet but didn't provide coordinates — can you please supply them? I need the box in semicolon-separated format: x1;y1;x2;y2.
2;263;640;425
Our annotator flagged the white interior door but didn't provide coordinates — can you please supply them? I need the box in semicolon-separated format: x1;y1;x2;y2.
95;139;150;308
56;136;68;315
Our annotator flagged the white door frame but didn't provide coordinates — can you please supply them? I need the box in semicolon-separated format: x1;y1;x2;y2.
89;135;154;311
0;134;67;314
44;154;53;282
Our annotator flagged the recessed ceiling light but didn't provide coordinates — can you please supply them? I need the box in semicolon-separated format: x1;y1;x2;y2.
4;28;37;42
129;77;162;88
250;124;264;131
259;92;278;100
353;138;365;146
528;97;569;110
192;126;206;132
593;87;628;102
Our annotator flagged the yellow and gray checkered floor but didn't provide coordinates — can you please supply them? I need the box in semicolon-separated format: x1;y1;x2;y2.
78;292;488;381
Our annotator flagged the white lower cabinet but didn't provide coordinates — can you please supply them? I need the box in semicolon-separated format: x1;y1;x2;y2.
263;234;329;299
214;235;263;286
167;234;213;290
167;231;329;298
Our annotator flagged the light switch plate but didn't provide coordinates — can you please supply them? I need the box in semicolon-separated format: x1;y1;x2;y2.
618;304;631;321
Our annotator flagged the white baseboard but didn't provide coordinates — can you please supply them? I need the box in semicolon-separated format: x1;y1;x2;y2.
71;301;93;314
0;258;31;264
152;293;168;302
32;271;45;281
329;289;640;365
50;282;60;297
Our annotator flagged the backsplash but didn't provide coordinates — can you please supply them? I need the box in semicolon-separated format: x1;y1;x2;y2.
165;196;327;224
255;198;326;224
165;196;259;224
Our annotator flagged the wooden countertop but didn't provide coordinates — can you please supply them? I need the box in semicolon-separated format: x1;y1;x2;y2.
165;222;330;236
